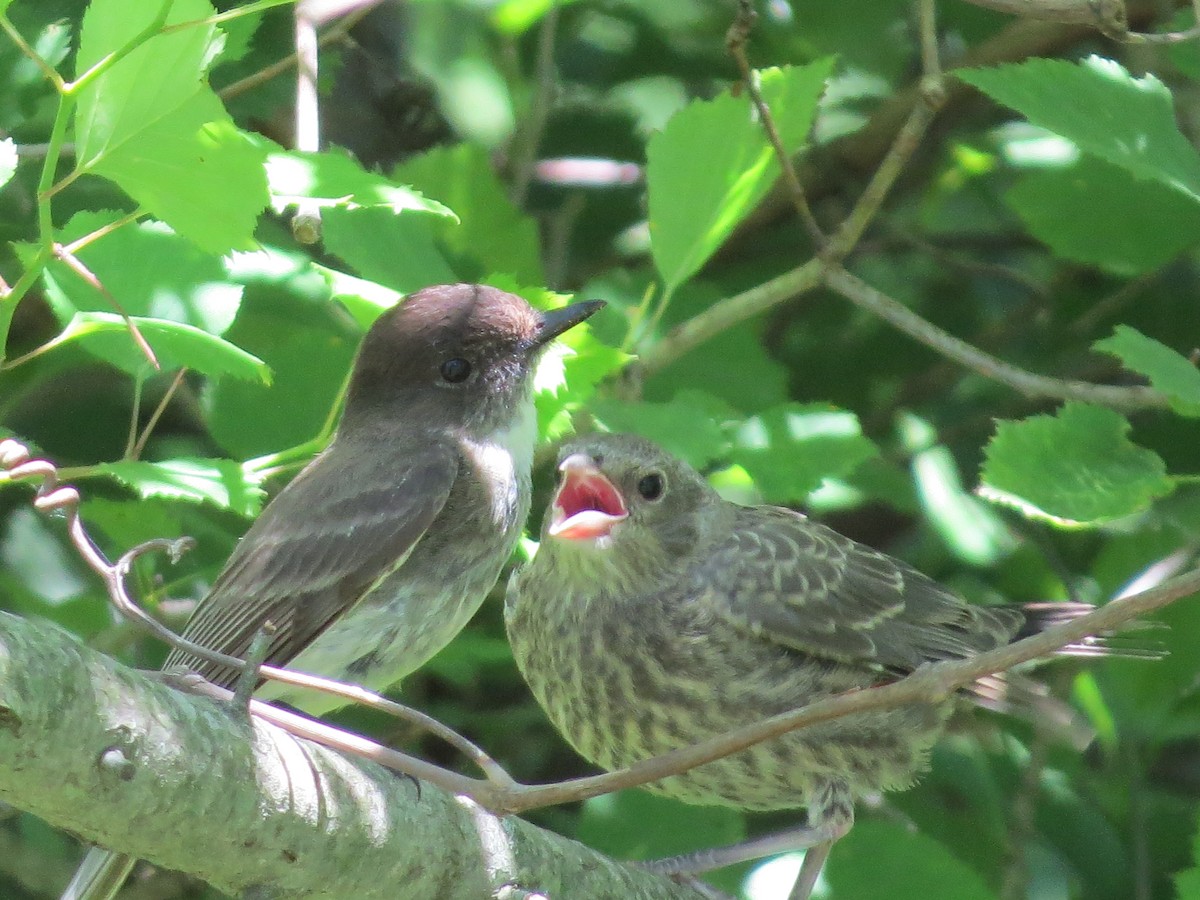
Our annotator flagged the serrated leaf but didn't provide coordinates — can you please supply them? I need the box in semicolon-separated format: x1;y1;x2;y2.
731;403;878;503
648;60;834;293
74;0;267;253
265;144;454;218
958;56;1200;202
53;311;269;382
1094;325;1200;417
1007;156;1200;275
980;402;1172;525
42;213;244;333
96;458;265;516
590;392;732;470
0;136;15;189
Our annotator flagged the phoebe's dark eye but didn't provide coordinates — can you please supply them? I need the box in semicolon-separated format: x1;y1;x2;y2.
637;473;664;501
440;358;472;383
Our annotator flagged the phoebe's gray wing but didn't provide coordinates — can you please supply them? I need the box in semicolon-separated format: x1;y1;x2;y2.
698;506;1023;672
163;438;458;688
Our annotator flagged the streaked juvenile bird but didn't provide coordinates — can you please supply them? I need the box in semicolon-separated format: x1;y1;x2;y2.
506;433;1123;900
62;284;603;900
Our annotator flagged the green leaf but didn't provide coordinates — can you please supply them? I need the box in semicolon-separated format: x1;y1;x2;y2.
51;311;270;382
1175;826;1200;899
74;0;268;253
42;213;244;333
1007;156;1200;275
958;57;1200;202
0;136;15;189
321;206;457;293
730;403;878;503
647;59;835;293
265;143;454;218
96;458;265;517
204;285;360;458
316;264;403;330
822;819;996;900
394;143;543;285
1094;325;1200;417
590;392;732;470
979;403;1172;525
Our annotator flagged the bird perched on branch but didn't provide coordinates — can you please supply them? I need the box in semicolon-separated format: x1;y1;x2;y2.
61;284;603;900
506;432;1130;900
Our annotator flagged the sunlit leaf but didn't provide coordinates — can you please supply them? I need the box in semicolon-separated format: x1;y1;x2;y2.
980;403;1172;525
96;458;265;516
51;311;269;382
959;56;1200;201
648;60;835;293
74;0;267;253
1094;325;1200;417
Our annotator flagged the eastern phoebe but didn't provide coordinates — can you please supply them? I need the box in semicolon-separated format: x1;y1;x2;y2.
506;433;1123;900
62;283;603;900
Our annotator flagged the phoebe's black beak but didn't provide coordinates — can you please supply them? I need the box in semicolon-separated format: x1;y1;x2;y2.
533;299;606;348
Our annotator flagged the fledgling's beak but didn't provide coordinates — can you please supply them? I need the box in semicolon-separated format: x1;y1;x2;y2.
547;453;628;541
533;299;606;348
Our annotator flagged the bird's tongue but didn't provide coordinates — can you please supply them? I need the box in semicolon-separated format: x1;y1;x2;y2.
548;468;628;541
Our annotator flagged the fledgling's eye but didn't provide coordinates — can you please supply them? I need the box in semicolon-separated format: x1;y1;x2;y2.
440;358;473;383
637;473;664;501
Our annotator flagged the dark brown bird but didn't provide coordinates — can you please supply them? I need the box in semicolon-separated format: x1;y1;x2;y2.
62;284;603;900
506;433;1122;900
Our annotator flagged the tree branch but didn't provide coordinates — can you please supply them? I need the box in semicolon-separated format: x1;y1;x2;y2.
0;612;710;900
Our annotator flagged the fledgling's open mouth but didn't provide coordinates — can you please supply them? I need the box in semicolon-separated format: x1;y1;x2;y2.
547;454;628;540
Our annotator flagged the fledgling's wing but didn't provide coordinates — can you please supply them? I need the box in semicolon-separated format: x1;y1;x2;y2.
698;505;1023;672
163;437;458;689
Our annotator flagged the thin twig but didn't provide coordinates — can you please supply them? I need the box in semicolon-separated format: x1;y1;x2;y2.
476;562;1200;814
638;259;824;375
218;5;374;102
129;368;188;460
823;266;1169;411
725;0;823;245
53;243;159;370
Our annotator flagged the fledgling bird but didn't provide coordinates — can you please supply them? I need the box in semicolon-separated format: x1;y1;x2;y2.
505;433;1120;900
61;284;603;900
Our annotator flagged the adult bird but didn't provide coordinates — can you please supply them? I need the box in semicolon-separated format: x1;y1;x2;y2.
506;432;1125;900
62;283;603;900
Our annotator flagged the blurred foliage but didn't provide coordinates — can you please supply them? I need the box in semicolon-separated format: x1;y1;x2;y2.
2;0;1200;898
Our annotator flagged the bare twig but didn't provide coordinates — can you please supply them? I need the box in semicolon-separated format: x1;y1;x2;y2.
954;0;1127;30
638;259;823;375
823;267;1169;411
129;367;188;460
725;0;823;245
54;243;159;370
476;561;1200;814
218;5;374;101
